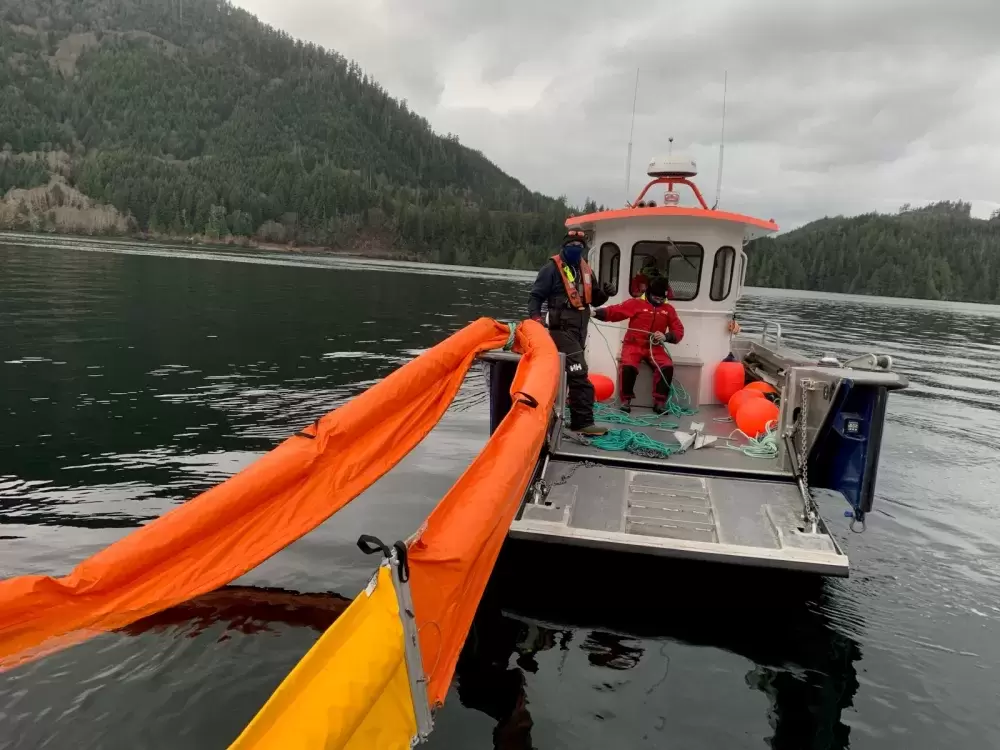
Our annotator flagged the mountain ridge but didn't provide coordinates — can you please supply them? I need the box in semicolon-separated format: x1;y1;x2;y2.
0;0;570;267
2;0;999;301
747;201;1000;303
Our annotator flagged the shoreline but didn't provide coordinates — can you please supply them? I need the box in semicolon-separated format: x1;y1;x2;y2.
0;229;417;262
0;229;539;282
5;231;1000;309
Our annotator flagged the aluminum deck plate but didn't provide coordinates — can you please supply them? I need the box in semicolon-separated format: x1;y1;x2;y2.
510;459;848;576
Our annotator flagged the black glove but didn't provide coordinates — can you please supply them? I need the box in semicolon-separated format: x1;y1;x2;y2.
593;308;607;321
601;282;616;297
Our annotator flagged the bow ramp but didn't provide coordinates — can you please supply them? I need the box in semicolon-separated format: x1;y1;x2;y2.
486;349;852;578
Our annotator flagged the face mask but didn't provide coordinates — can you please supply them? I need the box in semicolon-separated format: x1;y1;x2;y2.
648;295;665;307
563;244;583;264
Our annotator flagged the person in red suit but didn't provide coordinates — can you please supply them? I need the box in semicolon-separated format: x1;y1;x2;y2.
594;277;685;413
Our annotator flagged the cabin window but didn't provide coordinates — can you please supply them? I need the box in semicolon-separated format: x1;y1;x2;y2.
737;253;746;298
597;242;620;295
710;246;736;301
629;241;704;301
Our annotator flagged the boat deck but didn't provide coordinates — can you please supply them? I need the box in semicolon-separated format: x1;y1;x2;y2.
553;404;792;478
511;458;848;575
511;404;847;576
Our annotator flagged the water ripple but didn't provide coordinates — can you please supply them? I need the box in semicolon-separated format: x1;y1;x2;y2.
2;243;1000;748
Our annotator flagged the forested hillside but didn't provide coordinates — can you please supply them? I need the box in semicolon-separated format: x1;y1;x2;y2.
3;1;997;298
0;0;572;266
748;202;1000;303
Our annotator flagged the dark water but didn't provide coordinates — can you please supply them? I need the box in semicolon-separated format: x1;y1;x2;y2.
1;242;998;749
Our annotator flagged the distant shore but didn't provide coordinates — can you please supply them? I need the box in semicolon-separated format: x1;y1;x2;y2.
0;230;539;281
0;229;418;262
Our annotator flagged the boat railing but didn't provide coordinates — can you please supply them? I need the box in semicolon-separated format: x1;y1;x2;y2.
633;176;710;210
842;353;894;371
477;350;521;363
761;321;783;347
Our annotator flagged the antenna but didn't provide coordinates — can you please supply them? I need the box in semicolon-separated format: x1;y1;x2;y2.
713;71;728;210
625;68;639;205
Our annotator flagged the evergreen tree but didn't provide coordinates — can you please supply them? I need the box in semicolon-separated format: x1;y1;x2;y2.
0;0;568;268
747;203;1000;302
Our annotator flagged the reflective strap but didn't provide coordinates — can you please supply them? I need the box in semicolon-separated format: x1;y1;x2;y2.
563;266;576;283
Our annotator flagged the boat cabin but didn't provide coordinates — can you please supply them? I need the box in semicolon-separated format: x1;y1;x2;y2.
568;156;779;407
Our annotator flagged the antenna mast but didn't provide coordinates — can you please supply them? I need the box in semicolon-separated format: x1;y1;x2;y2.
625;68;639;205
713;71;728;210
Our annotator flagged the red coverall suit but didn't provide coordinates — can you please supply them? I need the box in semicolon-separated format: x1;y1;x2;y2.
597;296;685;407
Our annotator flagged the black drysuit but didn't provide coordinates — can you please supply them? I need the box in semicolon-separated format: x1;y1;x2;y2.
528;251;609;430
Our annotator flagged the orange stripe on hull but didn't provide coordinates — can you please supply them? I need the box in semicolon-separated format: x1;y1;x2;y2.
567;206;779;232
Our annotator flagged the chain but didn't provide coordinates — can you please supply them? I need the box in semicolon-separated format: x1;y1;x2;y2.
799;379;810;492
797;378;820;533
531;460;597;505
549;460;598;489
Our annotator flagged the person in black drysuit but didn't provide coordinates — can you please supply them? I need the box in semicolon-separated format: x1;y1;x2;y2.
528;231;614;435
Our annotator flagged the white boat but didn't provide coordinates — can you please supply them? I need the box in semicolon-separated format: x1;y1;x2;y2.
485;155;907;576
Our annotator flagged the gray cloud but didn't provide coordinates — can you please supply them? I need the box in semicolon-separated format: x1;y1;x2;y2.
235;0;1000;228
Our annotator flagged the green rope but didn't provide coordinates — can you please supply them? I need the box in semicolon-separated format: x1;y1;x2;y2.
662;380;698;417
501;322;517;351
562;404;683;458
724;424;779;459
592;402;679;429
564;403;680;429
588;428;679;458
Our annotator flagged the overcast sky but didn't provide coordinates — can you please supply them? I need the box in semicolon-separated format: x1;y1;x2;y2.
234;0;999;229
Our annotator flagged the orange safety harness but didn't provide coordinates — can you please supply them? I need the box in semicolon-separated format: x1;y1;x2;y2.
551;254;593;310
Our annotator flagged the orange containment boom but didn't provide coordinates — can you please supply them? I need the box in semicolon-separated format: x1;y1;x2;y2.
0;318;557;671
228;320;558;748
409;318;557;705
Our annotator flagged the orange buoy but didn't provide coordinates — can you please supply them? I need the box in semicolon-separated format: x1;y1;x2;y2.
728;387;764;419
589;373;615;402
714;360;745;405
744;381;778;396
736;397;780;438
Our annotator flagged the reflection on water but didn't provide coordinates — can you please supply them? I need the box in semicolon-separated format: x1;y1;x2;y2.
453;544;859;749
120;586;351;639
2;243;1000;748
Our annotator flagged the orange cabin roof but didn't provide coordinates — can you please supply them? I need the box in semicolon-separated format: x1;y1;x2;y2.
566;205;779;233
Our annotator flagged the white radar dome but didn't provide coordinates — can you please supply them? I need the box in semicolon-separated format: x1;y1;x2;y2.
646;156;698;178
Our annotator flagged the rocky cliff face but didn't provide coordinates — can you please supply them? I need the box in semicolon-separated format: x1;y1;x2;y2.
0;175;129;234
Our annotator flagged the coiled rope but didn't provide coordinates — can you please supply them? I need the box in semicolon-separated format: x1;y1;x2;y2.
587;428;679;459
563;403;681;459
724;421;779;459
